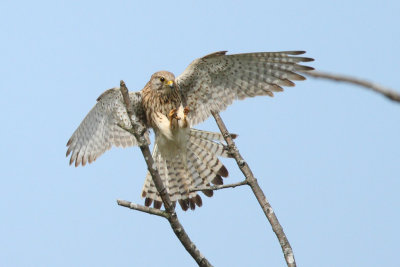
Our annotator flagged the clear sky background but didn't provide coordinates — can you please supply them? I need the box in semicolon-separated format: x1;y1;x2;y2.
1;1;399;266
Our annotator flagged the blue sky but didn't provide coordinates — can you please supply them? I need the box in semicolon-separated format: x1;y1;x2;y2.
1;1;399;266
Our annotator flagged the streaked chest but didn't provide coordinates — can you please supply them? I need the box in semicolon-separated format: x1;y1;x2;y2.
141;88;181;128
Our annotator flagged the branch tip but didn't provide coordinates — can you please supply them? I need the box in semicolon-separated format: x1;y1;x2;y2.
305;70;400;103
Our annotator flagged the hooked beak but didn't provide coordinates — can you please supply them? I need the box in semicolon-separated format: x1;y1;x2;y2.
167;80;174;89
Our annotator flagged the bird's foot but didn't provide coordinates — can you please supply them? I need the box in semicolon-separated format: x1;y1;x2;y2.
168;108;180;120
168;108;180;128
183;106;190;116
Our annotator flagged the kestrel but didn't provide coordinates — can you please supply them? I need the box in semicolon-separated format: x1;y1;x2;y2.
66;51;313;210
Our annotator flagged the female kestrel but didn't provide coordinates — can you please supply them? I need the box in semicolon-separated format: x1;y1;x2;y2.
66;51;313;210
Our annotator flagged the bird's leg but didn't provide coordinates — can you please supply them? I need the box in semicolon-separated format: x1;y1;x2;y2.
168;108;180;128
183;106;190;128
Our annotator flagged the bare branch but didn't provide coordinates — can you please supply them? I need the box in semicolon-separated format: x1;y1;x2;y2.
305;70;400;103
211;111;296;267
118;81;213;267
117;199;169;218
119;80;174;211
190;180;248;193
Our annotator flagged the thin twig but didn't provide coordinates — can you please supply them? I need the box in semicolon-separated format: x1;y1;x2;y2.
211;111;296;267
190;180;248;193
117;199;169;218
305;70;400;103
118;81;213;267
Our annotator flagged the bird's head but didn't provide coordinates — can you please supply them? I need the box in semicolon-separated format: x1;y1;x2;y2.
150;71;176;94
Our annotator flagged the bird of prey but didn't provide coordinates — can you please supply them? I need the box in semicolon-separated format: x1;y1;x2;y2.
66;51;313;211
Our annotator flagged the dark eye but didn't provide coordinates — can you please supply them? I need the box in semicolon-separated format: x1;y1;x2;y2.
160;77;165;82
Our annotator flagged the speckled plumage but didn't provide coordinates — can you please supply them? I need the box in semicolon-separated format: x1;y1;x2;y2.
177;51;314;125
66;89;148;167
66;50;313;211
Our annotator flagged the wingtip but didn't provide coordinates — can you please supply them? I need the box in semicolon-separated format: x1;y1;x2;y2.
296;74;307;81
280;79;296;87
69;156;74;166
302;57;315;62
283;50;306;55
295;65;315;71
88;155;94;164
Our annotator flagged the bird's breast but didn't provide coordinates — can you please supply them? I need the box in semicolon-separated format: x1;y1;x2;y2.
142;88;181;129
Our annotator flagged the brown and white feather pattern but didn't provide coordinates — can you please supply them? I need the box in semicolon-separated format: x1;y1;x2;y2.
176;51;314;126
68;50;313;211
66;88;149;167
141;129;230;211
141;71;181;129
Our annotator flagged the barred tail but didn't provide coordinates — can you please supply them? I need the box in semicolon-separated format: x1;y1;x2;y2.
141;129;235;211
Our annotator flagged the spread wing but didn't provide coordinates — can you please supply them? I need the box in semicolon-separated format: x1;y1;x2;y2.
176;51;314;126
66;88;149;167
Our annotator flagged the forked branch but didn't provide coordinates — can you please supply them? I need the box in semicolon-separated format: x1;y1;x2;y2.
118;81;212;267
211;111;296;267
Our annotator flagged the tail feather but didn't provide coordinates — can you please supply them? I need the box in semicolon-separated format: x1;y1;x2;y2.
211;175;223;185
190;129;226;142
189;134;229;157
186;156;204;188
178;199;189;211
167;157;196;202
164;158;178;198
187;148;216;188
141;128;233;211
188;141;227;180
153;200;162;209
190;128;237;142
202;187;214;197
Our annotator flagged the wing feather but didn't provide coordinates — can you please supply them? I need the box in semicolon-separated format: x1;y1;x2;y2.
66;88;149;167
177;51;314;126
